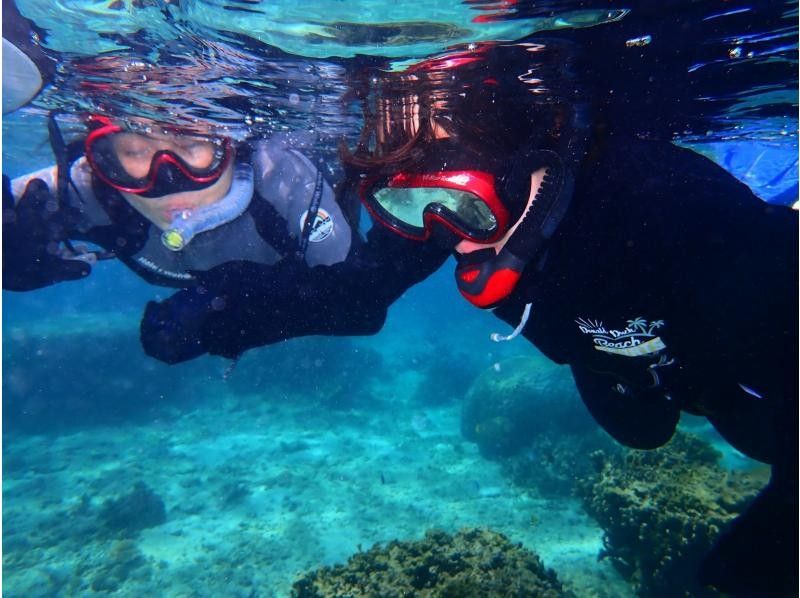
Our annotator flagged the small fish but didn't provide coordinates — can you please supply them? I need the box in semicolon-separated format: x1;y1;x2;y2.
380;472;386;485
738;382;765;400
478;486;503;498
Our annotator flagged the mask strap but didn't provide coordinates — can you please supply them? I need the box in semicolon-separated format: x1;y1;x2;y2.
296;161;325;259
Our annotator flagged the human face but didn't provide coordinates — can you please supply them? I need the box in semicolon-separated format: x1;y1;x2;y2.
120;160;234;230
85;117;233;197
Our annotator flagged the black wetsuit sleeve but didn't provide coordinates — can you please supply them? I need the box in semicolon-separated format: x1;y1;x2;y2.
140;226;449;362
206;226;448;353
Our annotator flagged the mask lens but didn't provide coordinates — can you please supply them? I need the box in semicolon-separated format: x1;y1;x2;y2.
86;127;229;193
373;186;498;233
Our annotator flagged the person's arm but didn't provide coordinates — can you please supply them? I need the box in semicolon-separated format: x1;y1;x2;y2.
570;364;681;449
2;171;91;290
140;225;449;363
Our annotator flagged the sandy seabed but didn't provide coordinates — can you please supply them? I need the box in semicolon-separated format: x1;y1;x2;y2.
5;392;634;597
3;310;640;597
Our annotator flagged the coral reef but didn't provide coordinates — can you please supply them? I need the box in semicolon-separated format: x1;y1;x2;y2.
411;345;478;405
292;528;572;597
577;431;767;597
2;484;160;596
83;539;151;593
502;430;620;498
461;355;594;458
99;481;167;536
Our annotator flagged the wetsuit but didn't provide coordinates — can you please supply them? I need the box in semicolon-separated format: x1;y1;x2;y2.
490;133;798;596
3;134;404;361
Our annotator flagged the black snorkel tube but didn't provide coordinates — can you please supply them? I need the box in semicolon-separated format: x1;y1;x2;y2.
455;105;590;309
48;113;116;263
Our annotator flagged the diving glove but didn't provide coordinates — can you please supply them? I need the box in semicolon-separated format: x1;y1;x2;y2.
3;175;90;290
140;286;216;365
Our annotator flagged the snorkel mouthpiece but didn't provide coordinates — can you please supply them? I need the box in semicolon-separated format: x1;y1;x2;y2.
456;248;526;308
161;163;254;251
161;225;188;251
454;150;570;308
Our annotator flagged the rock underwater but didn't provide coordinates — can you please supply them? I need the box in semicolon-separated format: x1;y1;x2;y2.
461;355;594;459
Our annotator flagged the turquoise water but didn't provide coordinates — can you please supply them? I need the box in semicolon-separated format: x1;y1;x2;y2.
4;260;757;596
4;253;641;595
3;1;796;596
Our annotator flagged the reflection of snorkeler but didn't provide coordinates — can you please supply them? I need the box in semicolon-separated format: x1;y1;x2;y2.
2;114;361;362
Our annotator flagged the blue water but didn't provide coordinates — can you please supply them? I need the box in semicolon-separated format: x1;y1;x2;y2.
2;1;797;596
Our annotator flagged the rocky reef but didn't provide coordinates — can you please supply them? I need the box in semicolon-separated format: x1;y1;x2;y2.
227;335;384;409
502;430;620;498
461;355;595;459
2;314;211;433
99;481;167;536
578;431;767;597
291;528;572;597
3;481;163;597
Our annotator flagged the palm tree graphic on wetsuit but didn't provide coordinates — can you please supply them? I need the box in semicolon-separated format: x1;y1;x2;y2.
627;318;665;336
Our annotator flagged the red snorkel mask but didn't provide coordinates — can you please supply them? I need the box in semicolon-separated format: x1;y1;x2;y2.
359;169;510;244
361;146;573;309
85;115;233;198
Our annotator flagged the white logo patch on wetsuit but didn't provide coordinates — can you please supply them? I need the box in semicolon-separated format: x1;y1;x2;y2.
575;316;667;357
299;208;334;243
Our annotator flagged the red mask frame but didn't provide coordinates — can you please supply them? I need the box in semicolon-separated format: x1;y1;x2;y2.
359;169;511;244
84;115;233;195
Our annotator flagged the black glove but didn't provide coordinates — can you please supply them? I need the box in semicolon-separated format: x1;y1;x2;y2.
140;286;218;364
140;259;313;364
570;365;681;450
3;175;91;290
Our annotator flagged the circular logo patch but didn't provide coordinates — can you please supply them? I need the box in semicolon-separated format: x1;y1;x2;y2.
299;208;334;243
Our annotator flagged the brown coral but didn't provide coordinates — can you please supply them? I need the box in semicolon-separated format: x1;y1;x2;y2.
291;528;572;597
577;431;767;597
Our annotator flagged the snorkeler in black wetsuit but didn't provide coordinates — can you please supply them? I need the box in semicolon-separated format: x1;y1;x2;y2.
489;133;798;596
146;48;797;594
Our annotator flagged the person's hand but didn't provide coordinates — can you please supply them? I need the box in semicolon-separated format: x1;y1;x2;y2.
3;175;90;290
140;260;299;364
140;286;217;364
